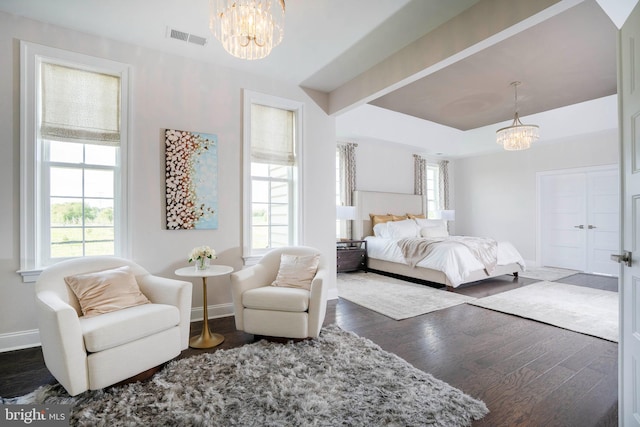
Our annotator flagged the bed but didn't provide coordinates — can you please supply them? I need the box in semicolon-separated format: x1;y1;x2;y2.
352;190;525;289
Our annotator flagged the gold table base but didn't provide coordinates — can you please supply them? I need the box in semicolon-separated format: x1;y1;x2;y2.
189;332;224;348
189;276;224;349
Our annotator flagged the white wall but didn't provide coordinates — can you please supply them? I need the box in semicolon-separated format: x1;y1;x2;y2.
0;12;336;351
354;139;417;193
452;129;619;263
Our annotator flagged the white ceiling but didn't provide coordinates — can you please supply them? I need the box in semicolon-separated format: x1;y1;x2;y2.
0;0;625;157
369;0;617;131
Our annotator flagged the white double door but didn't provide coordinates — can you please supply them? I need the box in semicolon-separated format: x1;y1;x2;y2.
539;166;619;276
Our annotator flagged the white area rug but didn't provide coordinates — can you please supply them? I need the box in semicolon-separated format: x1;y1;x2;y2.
469;281;618;342
337;272;476;320
519;266;579;281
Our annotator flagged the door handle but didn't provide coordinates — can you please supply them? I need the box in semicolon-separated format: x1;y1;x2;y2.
611;251;632;267
587;225;597;229
574;225;584;229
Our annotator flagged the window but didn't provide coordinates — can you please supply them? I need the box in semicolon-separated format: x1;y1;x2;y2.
20;42;129;280
243;91;303;261
426;163;441;218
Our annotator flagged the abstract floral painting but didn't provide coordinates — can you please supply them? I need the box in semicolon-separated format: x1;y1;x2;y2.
165;129;218;230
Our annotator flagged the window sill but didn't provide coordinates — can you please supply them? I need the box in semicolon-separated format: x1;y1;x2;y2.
17;269;43;283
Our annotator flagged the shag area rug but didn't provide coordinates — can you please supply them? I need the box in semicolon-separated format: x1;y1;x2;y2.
518;266;579;282
3;325;488;426
337;272;475;320
469;281;618;342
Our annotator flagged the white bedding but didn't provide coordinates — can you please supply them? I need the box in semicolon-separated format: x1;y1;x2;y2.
365;236;526;287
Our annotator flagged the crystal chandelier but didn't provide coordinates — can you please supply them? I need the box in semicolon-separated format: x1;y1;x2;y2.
496;81;539;151
209;0;285;60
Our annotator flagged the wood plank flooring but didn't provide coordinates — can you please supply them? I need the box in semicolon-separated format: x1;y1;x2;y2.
0;273;618;426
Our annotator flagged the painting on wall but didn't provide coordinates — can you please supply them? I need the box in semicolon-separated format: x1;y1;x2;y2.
165;129;218;230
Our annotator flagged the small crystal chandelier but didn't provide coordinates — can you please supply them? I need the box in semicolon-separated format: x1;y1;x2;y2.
496;81;539;151
209;0;285;60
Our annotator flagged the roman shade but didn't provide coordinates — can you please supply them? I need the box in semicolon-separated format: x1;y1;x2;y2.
41;63;121;145
250;103;294;166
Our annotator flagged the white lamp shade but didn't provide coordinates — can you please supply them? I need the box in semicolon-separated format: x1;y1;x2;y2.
336;205;357;220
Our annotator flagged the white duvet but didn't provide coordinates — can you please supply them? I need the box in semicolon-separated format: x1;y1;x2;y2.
365;236;526;287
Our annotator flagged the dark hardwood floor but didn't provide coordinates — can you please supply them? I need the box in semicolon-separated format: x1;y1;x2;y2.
0;273;618;426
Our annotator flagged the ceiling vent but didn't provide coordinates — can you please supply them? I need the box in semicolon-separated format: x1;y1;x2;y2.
167;27;207;46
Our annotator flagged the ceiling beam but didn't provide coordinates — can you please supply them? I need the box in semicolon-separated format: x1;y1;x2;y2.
321;0;584;117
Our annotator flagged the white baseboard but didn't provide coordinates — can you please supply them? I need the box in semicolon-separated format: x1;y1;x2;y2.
190;302;234;322
0;329;41;353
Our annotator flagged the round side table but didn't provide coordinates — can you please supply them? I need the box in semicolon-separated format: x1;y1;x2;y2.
175;264;234;349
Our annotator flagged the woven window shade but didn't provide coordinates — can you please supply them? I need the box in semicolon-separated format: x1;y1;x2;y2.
41;63;120;145
250;104;294;165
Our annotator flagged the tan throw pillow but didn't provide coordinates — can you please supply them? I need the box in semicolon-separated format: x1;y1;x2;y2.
389;214;408;221
407;213;426;219
271;254;320;290
65;266;150;317
370;213;395;227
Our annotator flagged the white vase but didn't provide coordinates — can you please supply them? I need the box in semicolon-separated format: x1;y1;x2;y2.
195;257;210;271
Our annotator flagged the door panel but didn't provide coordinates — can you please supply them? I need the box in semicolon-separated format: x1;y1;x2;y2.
540;173;586;271
587;171;619;275
620;2;640;423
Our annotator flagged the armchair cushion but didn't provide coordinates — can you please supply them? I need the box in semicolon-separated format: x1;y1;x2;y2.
64;266;150;317
271;254;320;290
80;303;180;352
243;287;310;312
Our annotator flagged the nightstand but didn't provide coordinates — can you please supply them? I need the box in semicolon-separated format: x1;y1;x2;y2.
336;240;367;273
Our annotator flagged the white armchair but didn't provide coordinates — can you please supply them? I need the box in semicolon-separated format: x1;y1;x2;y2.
230;246;328;339
35;256;192;396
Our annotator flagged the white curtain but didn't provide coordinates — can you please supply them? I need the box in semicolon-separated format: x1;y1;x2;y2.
414;154;427;214
413;154;426;196
337;142;357;207
41;63;121;145
438;160;449;210
337;142;357;238
250;104;294;165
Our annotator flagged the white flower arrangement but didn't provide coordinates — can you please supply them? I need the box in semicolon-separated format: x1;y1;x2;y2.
188;245;217;263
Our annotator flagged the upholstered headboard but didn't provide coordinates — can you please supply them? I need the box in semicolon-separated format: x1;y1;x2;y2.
352;191;424;239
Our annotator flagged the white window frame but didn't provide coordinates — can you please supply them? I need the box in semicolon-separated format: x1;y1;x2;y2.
426;163;441;218
242;90;303;264
19;41;130;282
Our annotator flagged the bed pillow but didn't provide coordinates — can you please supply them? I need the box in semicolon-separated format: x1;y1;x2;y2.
369;213;395;227
373;222;391;238
389;214;408;221
407;213;426;219
64;266;150;318
421;225;449;238
271;253;320;290
386;219;420;239
414;218;447;229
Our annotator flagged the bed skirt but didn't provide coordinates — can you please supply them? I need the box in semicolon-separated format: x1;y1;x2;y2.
366;258;523;289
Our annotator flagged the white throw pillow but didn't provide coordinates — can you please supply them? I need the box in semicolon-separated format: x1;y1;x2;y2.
271;253;320;290
386;219;420;239
64;266;150;317
420;225;449;238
